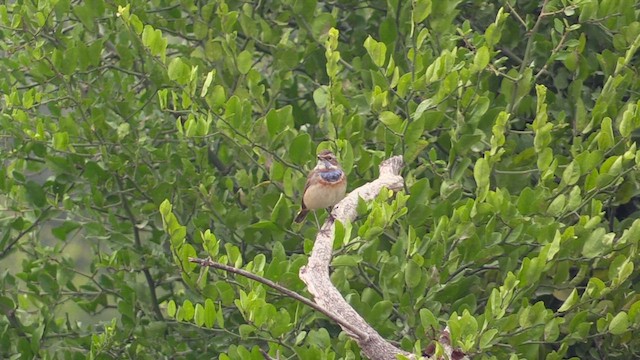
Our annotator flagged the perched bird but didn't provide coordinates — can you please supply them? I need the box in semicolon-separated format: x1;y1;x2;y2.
294;150;347;223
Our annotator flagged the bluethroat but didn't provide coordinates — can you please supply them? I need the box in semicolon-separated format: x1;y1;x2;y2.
294;150;347;223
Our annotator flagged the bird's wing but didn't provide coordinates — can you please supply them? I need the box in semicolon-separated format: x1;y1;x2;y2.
299;172;314;209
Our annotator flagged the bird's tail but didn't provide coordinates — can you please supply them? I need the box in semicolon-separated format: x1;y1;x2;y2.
294;209;308;223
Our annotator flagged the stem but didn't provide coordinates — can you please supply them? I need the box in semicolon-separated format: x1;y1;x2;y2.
189;257;369;340
116;176;164;321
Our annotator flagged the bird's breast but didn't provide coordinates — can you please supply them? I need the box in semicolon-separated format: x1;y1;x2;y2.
303;176;347;210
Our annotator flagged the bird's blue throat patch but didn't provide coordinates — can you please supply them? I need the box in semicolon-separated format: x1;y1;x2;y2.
319;169;343;182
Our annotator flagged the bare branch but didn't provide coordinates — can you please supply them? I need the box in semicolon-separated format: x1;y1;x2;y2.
188;257;368;340
299;156;414;360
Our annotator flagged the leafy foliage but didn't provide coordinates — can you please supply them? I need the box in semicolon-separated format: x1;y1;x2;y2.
1;0;640;359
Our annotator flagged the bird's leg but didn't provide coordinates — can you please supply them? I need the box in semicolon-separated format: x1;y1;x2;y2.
326;206;335;222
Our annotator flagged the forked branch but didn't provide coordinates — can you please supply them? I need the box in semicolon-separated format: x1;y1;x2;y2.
192;156;464;360
298;156;413;360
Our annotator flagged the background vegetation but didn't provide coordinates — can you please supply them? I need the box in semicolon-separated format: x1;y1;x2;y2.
1;0;640;359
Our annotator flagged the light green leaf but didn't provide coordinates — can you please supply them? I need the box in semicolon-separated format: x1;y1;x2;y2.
419;308;438;329
182;300;195;321
141;25;167;61
582;228;613;258
201;70;216;97
474;157;490;201
237;50;252;74
364;36;387;67
546;194;566;216
479;329;498;349
168;58;191;85
473;46;490;71
562;161;581;186
412;0;432;23
167;300;177;318
194;303;205;326
609;311;629;335
52;132;69;151
558;288;579;312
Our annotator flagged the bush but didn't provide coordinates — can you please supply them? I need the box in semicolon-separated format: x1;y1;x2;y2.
1;0;639;359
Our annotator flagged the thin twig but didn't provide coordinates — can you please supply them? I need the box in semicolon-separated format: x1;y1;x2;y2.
116;175;164;321
188;257;369;340
0;206;52;259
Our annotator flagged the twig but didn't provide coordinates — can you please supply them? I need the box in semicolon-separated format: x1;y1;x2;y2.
116;176;164;321
188;257;368;340
0;206;52;259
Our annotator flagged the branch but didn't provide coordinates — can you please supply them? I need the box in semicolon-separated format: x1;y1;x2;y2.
0;206;52;260
188;257;368;340
299;156;413;360
192;156;466;359
115;175;164;321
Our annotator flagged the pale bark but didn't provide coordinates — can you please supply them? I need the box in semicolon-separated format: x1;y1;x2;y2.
299;156;413;360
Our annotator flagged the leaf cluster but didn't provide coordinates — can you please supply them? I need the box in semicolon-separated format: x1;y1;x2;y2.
1;0;640;359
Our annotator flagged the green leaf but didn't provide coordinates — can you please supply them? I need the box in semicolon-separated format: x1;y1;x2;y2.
52;221;81;241
618;103;639;137
38;272;59;294
311;13;336;39
379;111;403;133
598;117;614;149
289;133;311;164
473;157;490;201
313;86;329;108
370;300;393;325
52;132;69;151
237;50;252;74
473;46;490;72
141;25;167;61
25;181;46;207
609;311;629;335
0;296;15;315
168;58;191;85
117;123;130;140
544;318;561;342
331;255;361;267
167;300;177;318
364;36;387;67
182;300;195;321
558;288;579;312
412;0;432;23
584;277;607;299
194;303;205;326
479;329;498;349
204;299;216;328
170;226;186;248
546;194;566;216
561;161;581;186
181;244;198;272
419;308;438;330
405;258;422;289
448;310;478;351
582;228;613;258
200;70;216;97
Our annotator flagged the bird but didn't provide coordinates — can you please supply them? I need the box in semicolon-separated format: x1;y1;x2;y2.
294;150;347;224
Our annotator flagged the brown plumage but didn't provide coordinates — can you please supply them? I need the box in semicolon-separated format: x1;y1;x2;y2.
294;150;347;223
